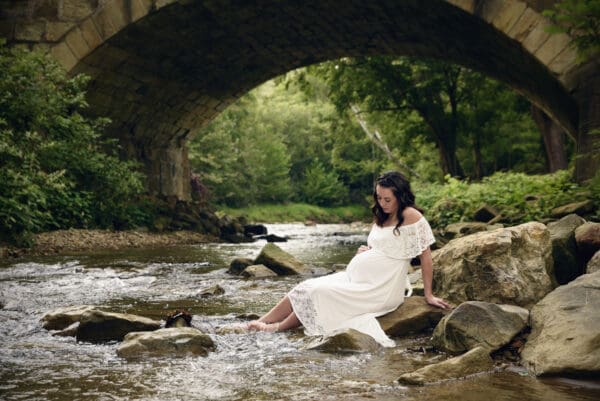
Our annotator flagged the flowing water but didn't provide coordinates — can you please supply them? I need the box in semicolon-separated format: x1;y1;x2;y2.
1;223;599;401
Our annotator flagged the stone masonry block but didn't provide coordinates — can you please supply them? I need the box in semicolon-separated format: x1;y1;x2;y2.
490;1;527;33
156;0;178;10
130;0;153;22
507;7;538;41
50;41;78;71
522;18;552;55
446;0;475;13
61;0;97;20
535;32;571;66
109;0;136;26
92;1;130;40
78;17;103;50
14;20;45;41
477;0;504;24
64;27;91;60
45;21;75;41
521;25;550;54
550;46;578;78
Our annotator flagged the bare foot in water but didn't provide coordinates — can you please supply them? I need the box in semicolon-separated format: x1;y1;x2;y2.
247;321;280;332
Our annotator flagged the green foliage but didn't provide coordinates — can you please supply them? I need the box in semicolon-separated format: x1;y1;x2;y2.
0;43;147;245
416;170;584;228
587;168;600;219
219;203;370;223
190;59;574;215
189;89;292;207
457;71;544;176
543;0;600;62
300;161;348;206
307;56;552;180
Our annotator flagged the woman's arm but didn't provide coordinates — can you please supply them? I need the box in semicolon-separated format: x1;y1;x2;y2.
420;248;450;309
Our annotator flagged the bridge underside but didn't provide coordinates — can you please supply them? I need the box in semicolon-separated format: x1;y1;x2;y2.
4;0;597;198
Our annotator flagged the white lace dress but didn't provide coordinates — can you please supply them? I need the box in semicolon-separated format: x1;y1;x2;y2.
288;216;436;347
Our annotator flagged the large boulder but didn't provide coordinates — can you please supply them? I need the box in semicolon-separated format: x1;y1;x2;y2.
76;310;161;343
432;222;554;308
397;346;493;385
588;251;600;274
431;301;528;354
547;214;586;284
117;327;215;359
377;296;449;337
254;243;310;275
41;305;96;330
575;222;600;265
304;329;381;353
521;271;600;377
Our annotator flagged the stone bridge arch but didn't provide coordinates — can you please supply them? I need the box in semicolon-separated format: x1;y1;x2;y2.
1;0;598;200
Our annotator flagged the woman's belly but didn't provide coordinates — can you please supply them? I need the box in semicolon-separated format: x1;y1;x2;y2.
346;249;403;285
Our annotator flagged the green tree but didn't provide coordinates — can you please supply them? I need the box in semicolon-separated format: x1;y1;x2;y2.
306;56;549;181
318;57;467;177
0;42;146;245
300;160;348;206
188;97;251;204
189;88;292;206
458;71;544;177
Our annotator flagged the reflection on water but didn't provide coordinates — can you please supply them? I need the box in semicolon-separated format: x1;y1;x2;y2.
1;223;598;401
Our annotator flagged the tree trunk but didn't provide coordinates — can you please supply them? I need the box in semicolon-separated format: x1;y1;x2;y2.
531;105;568;172
350;105;420;178
472;134;483;180
417;106;465;178
435;135;465;178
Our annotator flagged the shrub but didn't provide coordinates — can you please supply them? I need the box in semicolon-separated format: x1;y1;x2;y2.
0;41;148;245
415;170;586;228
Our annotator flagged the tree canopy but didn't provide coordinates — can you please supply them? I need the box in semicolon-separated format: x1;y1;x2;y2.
189;56;561;208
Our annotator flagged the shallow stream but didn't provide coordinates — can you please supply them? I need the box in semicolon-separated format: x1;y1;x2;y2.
1;223;599;400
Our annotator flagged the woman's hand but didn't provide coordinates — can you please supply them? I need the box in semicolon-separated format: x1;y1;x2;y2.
356;245;371;254
426;295;451;309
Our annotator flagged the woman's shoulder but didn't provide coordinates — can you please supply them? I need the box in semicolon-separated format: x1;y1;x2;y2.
402;207;423;225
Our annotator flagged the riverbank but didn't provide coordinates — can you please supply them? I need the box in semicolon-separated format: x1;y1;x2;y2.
0;229;218;259
0;203;369;259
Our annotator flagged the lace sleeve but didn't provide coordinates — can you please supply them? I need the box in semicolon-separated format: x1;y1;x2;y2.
368;217;436;260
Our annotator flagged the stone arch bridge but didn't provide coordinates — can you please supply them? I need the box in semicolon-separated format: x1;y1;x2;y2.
1;0;598;200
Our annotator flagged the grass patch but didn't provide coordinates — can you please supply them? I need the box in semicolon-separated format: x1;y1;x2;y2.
218;203;371;223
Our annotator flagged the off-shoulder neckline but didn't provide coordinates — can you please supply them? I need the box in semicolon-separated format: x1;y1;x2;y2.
377;216;425;229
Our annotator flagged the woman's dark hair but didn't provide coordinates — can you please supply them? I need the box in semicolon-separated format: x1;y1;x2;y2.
371;171;422;233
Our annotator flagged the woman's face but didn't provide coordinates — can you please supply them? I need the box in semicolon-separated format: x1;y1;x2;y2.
376;185;399;216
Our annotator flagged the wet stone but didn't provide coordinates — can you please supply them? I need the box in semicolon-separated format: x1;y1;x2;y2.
199;284;225;297
41;305;97;330
117;327;216;359
304;329;382;353
76;310;161;343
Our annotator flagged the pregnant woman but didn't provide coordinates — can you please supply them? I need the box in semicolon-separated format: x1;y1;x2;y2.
247;171;450;347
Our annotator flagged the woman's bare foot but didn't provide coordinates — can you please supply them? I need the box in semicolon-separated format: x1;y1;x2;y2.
247;320;280;332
